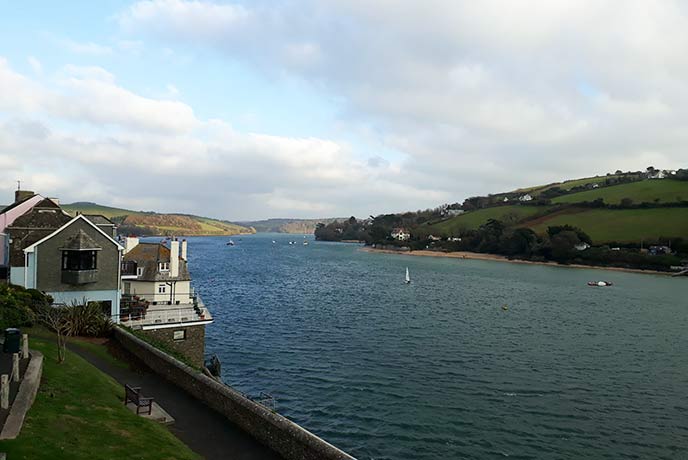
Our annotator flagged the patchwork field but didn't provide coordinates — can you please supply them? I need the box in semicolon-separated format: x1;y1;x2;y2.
526;207;688;243
552;179;688;205
427;205;550;235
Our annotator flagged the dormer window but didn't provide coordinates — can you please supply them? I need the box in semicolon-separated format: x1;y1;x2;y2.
159;262;169;272
136;267;144;277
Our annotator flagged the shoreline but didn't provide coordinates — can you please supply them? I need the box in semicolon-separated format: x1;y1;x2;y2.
360;247;676;277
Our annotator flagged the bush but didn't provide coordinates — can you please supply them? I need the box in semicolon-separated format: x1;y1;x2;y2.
38;301;113;338
0;284;51;329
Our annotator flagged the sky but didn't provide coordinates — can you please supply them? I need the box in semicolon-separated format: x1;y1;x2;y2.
1;1;687;220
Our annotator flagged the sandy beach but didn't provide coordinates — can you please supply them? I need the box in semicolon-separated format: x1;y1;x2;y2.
359;247;676;277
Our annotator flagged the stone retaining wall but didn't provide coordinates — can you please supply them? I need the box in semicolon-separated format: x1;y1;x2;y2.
113;327;356;460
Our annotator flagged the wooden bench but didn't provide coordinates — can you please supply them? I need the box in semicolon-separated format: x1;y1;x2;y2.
124;384;153;415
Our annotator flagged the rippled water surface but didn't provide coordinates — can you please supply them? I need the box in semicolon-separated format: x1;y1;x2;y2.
186;234;688;459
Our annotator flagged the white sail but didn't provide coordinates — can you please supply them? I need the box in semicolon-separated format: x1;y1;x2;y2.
405;267;411;283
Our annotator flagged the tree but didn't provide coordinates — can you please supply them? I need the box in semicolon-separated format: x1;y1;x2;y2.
620;197;634;207
37;306;69;363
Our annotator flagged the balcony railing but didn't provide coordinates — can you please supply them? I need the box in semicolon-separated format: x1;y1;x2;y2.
62;269;98;285
116;294;211;329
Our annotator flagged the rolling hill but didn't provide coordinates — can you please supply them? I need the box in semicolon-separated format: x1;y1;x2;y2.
427;175;688;244
239;218;343;234
63;202;254;237
551;179;688;205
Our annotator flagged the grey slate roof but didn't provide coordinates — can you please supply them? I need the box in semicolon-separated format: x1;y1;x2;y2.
60;229;102;250
122;242;191;281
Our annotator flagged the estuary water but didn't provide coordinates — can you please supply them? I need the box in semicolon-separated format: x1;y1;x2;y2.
186;233;688;459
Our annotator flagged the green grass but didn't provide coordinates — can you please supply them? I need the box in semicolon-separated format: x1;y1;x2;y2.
510;175;620;196
427;205;550;235
0;338;200;460
527;207;688;243
552;179;688;205
62;202;134;219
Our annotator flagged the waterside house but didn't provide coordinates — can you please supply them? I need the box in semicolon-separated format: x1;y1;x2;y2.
20;214;123;317
120;236;212;366
391;228;411;241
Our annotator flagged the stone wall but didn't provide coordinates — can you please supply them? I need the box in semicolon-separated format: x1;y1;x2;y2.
113;327;356;460
140;324;205;368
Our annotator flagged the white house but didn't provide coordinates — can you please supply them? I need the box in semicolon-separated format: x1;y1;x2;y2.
519;194;533;202
390;228;411;241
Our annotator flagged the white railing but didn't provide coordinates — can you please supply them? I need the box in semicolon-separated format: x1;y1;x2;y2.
116;304;212;328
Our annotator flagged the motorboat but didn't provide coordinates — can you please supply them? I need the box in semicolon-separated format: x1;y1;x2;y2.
226;240;235;246
588;281;613;287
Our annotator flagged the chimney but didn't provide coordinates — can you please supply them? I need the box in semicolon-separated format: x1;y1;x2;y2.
124;236;139;254
14;190;34;203
170;238;179;278
181;239;187;261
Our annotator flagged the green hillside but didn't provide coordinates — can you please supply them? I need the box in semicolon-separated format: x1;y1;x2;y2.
424;173;688;244
511;175;622;196
62;202;132;219
427;205;550;235
527;208;688;243
240;217;342;234
552;179;688;205
63;202;253;236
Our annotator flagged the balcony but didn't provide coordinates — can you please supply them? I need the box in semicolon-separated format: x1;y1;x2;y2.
117;294;212;330
62;269;98;285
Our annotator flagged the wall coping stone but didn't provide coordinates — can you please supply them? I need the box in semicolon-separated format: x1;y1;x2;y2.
113;326;356;460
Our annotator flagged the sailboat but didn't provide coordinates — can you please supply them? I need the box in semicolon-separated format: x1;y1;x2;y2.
405;267;411;284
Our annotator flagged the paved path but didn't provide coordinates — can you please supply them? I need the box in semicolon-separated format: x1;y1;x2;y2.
68;342;283;460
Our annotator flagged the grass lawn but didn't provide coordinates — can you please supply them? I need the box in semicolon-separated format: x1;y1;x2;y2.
527;207;688;243
428;205;550;235
0;338;200;460
552;179;688;205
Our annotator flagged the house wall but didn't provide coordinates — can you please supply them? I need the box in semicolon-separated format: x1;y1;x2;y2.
49;289;120;314
9;267;25;285
34;218;119;293
126;279;192;304
0;233;7;266
140;324;206;367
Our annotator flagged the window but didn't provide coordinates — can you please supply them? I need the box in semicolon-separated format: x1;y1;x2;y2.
158;284;166;294
136;267;144;277
173;330;186;341
62;250;97;271
158;262;169;272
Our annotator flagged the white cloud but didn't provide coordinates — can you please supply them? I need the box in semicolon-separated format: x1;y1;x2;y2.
117;0;688;200
27;56;42;75
0;58;439;219
59;38;113;55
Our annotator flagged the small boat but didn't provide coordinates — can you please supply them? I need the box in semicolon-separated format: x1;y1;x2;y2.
272;240;276;244
588;281;613;287
502;304;509;311
404;267;411;284
226;239;235;246
303;240;309;246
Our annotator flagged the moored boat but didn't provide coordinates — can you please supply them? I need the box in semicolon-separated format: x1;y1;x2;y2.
588;281;613;287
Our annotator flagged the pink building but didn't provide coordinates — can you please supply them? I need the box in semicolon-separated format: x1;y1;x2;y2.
0;191;44;266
